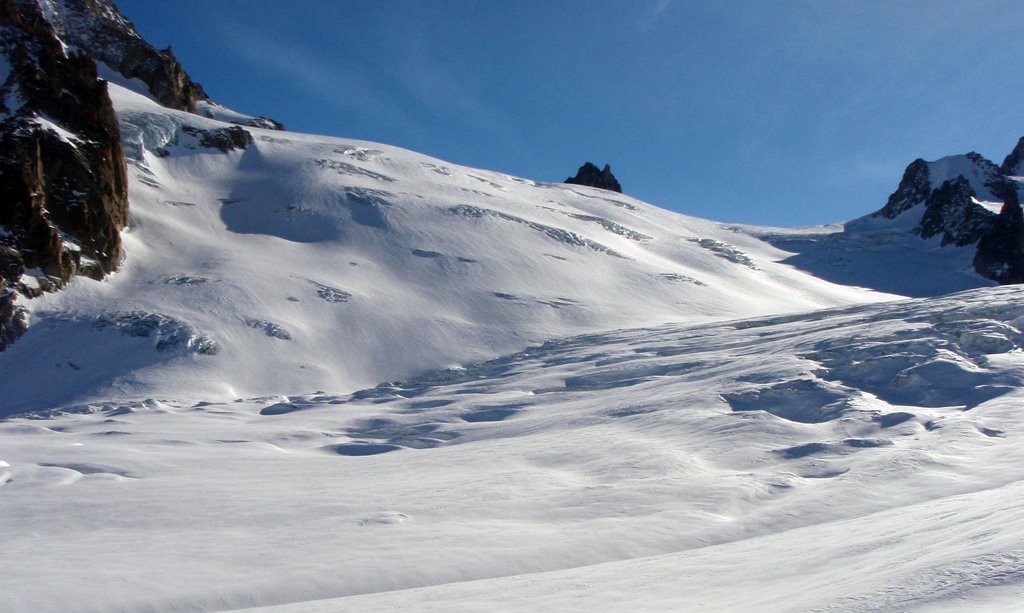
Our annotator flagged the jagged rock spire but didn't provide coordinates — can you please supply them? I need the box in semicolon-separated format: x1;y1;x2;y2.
1001;136;1024;176
974;183;1024;284
565;162;622;193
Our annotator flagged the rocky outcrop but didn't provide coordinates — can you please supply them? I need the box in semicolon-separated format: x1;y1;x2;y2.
917;176;995;246
183;124;253;152
565;162;622;193
0;0;128;349
876;159;931;219
0;279;28;347
38;0;283;130
874;155;998;246
39;0;206;112
974;184;1024;284
1001;137;1024;177
872;142;1024;284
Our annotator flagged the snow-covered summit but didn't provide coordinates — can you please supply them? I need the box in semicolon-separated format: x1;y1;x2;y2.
872;152;1004;246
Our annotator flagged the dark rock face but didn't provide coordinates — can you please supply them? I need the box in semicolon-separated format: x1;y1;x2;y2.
0;280;29;347
183;125;253;152
1001;136;1024;176
36;0;284;131
0;0;128;349
917;177;995;246
874;142;1024;285
876;159;931;219
874;155;997;246
40;0;206;112
974;185;1024;284
966;152;1011;198
565;162;622;193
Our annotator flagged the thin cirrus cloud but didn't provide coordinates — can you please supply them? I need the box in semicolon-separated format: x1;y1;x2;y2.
216;20;419;132
638;0;672;32
388;48;525;151
216;19;521;154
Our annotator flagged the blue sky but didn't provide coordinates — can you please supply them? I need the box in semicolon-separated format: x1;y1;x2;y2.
118;0;1024;226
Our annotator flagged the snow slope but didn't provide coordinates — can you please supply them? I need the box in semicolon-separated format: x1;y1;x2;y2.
2;285;1023;611
757;216;996;298
0;83;886;414
3;39;1021;612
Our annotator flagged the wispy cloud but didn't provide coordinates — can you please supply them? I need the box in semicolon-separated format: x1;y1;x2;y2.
216;21;420;132
215;20;522;152
387;45;524;151
639;0;673;32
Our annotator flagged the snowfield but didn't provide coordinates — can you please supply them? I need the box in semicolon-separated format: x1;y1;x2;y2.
1;76;1022;611
1;83;891;414
3;286;1024;611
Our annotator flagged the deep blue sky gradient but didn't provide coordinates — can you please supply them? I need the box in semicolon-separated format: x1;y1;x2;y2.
118;0;1024;226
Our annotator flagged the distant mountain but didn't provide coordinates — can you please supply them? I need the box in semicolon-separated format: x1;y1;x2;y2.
873;153;1003;246
869;145;1024;282
759;141;1024;297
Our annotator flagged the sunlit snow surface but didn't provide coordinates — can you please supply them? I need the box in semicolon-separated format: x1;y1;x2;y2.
1;82;1020;611
3;287;1024;611
0;84;889;413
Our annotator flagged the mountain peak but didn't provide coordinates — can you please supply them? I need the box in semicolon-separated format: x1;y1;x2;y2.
33;0;207;112
872;152;1004;247
1001;136;1024;177
564;162;622;193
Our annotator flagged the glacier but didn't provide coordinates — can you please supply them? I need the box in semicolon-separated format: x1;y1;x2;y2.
1;8;1023;610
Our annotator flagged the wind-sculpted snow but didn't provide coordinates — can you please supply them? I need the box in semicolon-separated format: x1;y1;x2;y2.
2;286;1023;611
244;318;291;340
0;82;886;410
447;204;626;257
566;213;651;241
314;158;396;183
66;310;219;354
689;237;760;269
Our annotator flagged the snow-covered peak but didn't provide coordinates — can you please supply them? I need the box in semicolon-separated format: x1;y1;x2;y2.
926;152;1004;204
36;0;140;43
22;0;208;112
869;152;1005;248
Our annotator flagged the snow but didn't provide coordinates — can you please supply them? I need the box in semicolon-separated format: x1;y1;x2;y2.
3;82;23;117
974;196;1005;214
2;286;1024;611
756;213;996;298
1;61;1021;612
0;83;889;413
94;60;159;105
927;154;1002;201
27;114;83;146
197;99;281;130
